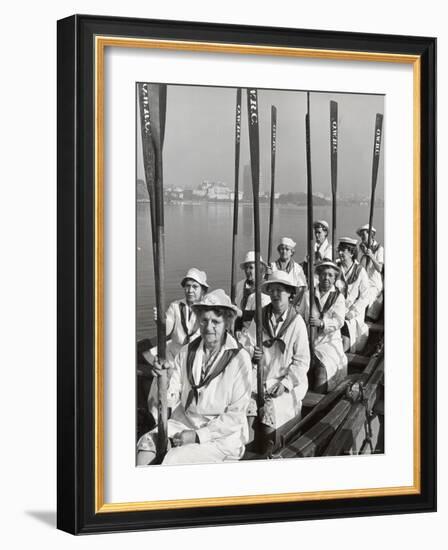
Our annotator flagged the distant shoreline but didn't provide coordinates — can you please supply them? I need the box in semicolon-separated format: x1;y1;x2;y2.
137;199;384;209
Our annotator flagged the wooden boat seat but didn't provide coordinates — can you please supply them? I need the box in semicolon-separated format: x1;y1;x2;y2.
302;391;325;408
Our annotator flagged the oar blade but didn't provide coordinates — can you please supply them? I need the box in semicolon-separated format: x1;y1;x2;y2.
371;113;383;195
330;100;338;256
367;112;384;249
330;100;338;196
268;105;277;264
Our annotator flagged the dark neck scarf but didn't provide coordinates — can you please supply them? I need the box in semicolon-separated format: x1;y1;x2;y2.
340;261;363;297
315;240;328;262
184;335;241;410
276;258;294;274
292;286;306;309
179;302;197;345
314;288;340;318
240;280;255;311
262;304;297;354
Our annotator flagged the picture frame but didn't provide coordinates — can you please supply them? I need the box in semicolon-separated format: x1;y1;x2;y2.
57;14;436;534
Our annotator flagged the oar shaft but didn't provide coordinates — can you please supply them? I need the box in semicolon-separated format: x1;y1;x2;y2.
306;93;316;357
268;105;277;265
230;88;242;303
154;86;168;458
155;224;168;453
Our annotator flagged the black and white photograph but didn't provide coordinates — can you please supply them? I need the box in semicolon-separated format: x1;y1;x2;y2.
0;0;440;543
135;83;385;466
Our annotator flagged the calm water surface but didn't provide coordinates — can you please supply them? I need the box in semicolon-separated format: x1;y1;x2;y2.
137;203;384;339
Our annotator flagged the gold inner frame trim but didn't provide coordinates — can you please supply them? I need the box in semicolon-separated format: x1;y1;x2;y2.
94;35;421;514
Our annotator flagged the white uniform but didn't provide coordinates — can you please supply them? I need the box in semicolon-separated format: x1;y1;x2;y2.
242;305;310;429
270;260;307;287
155;299;200;363
357;241;384;320
235;279;271;311
337;261;370;353
311;285;347;389
138;332;252;464
303;238;333;263
303;239;334;286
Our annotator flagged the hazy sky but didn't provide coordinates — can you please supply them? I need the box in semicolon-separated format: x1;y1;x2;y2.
137;84;384;199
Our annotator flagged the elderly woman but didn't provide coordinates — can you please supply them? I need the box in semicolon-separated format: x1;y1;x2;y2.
309;260;347;392
148;268;209;363
302;220;333;286
356;224;384;320
313;220;333;261
304;220;333;263
336;237;370;353
137;289;252;466
270;237;307;288
234;250;271;331
242;271;310;429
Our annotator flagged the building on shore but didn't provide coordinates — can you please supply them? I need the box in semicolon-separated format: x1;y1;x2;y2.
192;180;243;202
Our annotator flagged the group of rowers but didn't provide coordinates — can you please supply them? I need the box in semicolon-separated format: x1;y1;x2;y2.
137;221;384;466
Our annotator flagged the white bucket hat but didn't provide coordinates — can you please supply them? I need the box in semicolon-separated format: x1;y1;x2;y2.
356;224;377;236
277;237;296;250
338;237;358;248
315;259;340;274
181;267;209;289
313;220;329;231
261;270;299;294
239;250;267;269
192;289;241;317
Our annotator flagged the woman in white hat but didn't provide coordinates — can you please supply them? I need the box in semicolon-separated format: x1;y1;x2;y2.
356;224;384;320
137;289;252;466
234;251;271;331
151;267;209;363
336;238;370;353
310;260;347;392
308;220;333;262
302;220;333;287
241;271;310;430
270;237;307;288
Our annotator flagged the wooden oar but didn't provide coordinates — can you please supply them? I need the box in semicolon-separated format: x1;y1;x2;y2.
246;88;264;424
267;105;277;265
137;83;168;460
305;93;316;356
330;100;338;258
367;113;383;254
230;88;242;303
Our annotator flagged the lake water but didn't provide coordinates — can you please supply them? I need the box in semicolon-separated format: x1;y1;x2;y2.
137;203;384;339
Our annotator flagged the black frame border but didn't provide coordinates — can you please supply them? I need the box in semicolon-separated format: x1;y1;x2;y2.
57;14;436;534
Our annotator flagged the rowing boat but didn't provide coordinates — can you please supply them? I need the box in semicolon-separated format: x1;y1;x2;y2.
136;319;384;459
242;320;384;459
